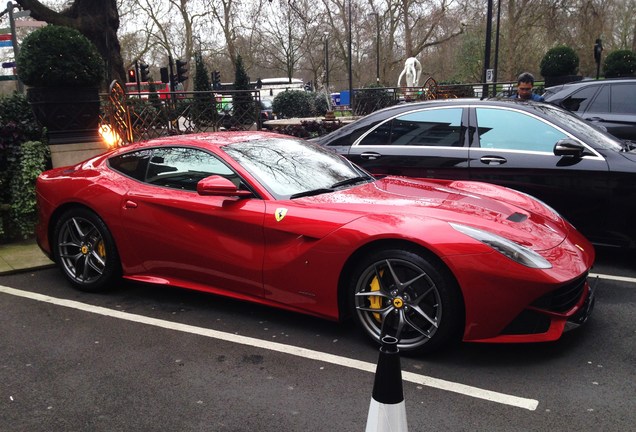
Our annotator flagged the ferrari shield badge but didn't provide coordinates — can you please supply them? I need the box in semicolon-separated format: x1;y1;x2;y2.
275;208;288;222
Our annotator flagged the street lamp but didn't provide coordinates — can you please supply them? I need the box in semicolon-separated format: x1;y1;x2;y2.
348;0;353;111
369;12;380;84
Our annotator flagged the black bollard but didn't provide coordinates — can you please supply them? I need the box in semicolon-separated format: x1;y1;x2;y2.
365;335;408;432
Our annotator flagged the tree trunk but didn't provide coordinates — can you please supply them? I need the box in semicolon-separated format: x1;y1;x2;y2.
14;0;125;87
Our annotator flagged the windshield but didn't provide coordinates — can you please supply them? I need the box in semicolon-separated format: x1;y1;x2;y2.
222;137;372;198
533;104;624;152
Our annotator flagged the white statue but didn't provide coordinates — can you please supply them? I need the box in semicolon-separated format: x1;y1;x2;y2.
397;57;422;88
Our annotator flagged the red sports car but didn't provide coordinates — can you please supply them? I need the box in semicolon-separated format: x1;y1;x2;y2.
36;132;595;353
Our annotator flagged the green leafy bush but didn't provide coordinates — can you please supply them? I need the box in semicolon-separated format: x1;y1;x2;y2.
603;50;636;78
540;46;579;77
273;90;317;118
0;94;47;240
9;141;50;239
16;25;104;87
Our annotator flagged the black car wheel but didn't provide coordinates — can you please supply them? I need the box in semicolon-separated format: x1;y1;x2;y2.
350;248;463;353
53;208;120;292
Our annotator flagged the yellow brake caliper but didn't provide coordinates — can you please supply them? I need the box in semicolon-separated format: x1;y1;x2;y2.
96;240;106;259
369;270;384;322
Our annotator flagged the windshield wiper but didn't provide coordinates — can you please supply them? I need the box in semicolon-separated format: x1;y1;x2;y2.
289;188;334;199
330;176;372;189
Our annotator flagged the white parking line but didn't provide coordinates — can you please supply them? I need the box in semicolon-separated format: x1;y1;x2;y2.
590;272;636;284
0;284;538;411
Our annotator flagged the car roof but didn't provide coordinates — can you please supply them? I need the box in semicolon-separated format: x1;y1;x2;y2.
545;77;636;92
112;131;292;154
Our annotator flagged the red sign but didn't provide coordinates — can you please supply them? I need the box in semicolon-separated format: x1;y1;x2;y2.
0;34;12;41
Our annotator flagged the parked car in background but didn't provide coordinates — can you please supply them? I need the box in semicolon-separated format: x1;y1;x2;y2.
35;132;594;354
543;78;636;141
259;98;275;126
313;98;636;248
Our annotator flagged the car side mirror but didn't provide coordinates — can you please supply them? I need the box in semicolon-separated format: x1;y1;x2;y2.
554;139;585;158
197;175;252;197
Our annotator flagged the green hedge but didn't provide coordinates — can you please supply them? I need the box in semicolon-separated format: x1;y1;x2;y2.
603;50;636;78
0;93;48;240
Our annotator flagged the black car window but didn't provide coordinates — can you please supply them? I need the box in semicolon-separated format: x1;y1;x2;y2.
109;149;152;181
588;85;610;113
476;108;567;152
359;108;463;147
561;85;599;112
110;147;238;191
611;83;636;114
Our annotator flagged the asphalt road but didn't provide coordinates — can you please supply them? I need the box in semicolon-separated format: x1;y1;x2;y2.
1;248;634;432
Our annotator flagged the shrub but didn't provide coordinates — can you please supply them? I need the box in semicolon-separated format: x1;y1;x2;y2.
9;141;50;239
233;55;254;124
276;120;344;139
273;90;317;118
16;25;104;88
603;50;636;78
314;92;331;116
540;46;579;77
0;94;43;202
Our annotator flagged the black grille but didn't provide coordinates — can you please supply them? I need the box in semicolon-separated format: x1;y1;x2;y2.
502;309;551;335
531;274;587;313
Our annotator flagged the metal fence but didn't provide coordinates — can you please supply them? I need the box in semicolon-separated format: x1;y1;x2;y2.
99;79;523;146
100;82;262;145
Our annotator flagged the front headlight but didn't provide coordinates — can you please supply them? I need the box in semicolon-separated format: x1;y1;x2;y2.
449;222;552;269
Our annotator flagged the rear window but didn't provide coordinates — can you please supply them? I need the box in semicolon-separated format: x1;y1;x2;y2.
359;108;463;147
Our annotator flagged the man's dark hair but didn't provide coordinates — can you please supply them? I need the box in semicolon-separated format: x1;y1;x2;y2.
517;72;535;85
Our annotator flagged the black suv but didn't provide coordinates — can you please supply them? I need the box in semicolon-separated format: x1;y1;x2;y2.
543;78;636;141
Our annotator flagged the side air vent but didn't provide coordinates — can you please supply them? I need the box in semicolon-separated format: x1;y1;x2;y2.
507;212;528;222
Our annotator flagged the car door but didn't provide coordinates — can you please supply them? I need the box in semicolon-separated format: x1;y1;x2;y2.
467;106;610;238
582;82;636;141
116;146;266;298
346;106;471;180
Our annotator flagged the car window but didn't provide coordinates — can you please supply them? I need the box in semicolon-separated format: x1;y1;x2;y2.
587;85;609;112
611;83;636;114
109;149;152;181
146;147;236;190
359;108;463;147
110;147;237;191
561;85;599;112
475;108;567;152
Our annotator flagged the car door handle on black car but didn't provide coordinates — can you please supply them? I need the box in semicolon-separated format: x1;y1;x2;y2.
360;152;382;160
480;155;507;165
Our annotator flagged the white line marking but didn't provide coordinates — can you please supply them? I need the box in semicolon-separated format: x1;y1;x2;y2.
0;284;538;411
590;272;636;284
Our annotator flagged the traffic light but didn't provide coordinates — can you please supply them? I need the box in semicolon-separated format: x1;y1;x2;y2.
160;67;170;84
212;70;221;89
139;63;150;82
176;59;188;83
127;68;136;83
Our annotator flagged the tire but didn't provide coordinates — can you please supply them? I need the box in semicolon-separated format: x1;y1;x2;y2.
349;248;463;354
53;208;120;292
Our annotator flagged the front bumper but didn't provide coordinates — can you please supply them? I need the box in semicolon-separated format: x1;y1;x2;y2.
470;275;596;344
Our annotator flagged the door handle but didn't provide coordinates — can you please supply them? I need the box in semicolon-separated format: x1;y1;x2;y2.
480;156;507;165
585;116;605;122
124;200;138;209
360;152;382;160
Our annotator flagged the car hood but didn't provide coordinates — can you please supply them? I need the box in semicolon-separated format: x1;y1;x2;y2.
305;176;568;251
